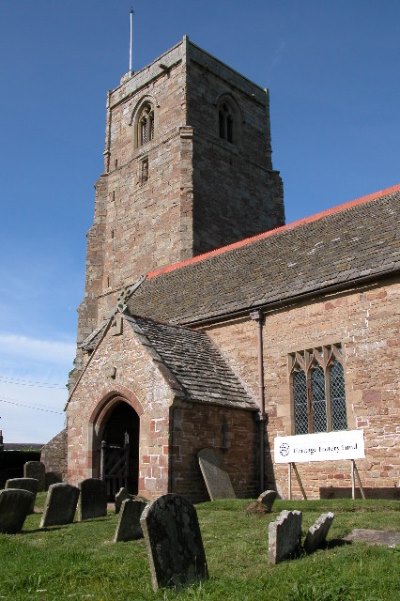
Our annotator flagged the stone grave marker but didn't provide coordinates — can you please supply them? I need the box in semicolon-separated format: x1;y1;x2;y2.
24;461;46;492
114;498;147;542
0;489;34;534
257;490;277;512
198;448;235;500
40;483;80;528
5;478;38;513
78;478;107;521
115;487;129;514
268;509;302;564
45;472;62;490
304;512;335;554
140;493;208;591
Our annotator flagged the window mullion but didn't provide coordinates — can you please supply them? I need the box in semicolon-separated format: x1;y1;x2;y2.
325;367;333;431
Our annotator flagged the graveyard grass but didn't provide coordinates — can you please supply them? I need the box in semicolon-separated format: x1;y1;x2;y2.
0;496;399;601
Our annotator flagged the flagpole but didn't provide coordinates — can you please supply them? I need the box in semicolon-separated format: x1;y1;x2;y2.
129;9;134;73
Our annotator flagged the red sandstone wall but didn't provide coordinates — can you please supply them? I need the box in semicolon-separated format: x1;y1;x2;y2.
187;44;284;253
205;279;400;499
170;402;259;503
66;321;174;498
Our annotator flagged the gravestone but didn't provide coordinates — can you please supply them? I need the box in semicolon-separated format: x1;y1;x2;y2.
45;472;62;490
114;498;147;542
24;461;46;492
268;510;302;564
304;512;335;553
115;487;129;514
257;490;277;512
5;478;38;513
78;478;107;521
0;489;34;534
198;448;235;500
140;494;208;591
40;483;80;528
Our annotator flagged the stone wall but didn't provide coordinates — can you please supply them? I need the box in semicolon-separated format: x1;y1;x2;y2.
170;403;259;503
204;278;400;499
76;37;284;357
187;44;284;253
40;429;67;483
66;320;174;497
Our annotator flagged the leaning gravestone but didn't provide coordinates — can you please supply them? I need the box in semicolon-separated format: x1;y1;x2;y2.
5;478;38;513
268;510;302;564
0;489;34;534
257;490;277;512
78;478;107;521
140;494;208;591
24;461;46;492
303;512;335;554
40;483;80;528
198;448;236;500
115;487;129;514
114;498;147;542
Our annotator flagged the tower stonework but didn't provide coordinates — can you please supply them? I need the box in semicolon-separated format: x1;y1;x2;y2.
77;37;284;347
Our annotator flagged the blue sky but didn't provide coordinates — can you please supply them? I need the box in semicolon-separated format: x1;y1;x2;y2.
0;1;399;443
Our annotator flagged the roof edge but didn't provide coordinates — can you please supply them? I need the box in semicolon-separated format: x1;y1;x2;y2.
147;183;400;280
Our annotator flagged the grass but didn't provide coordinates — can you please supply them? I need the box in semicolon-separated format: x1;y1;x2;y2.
0;496;399;600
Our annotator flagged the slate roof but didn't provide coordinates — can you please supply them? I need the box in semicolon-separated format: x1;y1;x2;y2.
126;315;257;411
126;186;400;324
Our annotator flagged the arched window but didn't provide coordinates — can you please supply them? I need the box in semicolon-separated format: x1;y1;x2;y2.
218;102;235;143
137;102;154;147
290;344;347;434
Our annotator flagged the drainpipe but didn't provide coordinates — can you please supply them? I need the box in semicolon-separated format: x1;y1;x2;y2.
250;310;266;493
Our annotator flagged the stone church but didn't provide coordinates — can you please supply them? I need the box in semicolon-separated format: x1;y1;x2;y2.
62;37;400;501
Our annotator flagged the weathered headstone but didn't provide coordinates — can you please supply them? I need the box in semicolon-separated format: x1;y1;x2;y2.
0;489;34;534
5;478;38;513
78;478;107;521
45;472;62;490
268;509;302;564
140;494;208;591
115;487;129;514
40;483;80;528
24;461;46;492
257;490;277;512
198;448;235;500
303;512;335;554
114;498;147;542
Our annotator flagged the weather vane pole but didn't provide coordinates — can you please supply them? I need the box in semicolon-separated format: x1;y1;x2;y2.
129;8;134;73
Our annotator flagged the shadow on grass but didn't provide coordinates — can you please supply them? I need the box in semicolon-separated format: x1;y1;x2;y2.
325;538;352;550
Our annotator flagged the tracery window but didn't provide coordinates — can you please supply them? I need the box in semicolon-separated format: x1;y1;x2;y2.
218;102;234;143
137;102;154;146
289;344;347;435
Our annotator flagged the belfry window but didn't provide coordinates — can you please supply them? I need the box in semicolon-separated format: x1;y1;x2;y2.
219;103;234;143
289;344;347;435
137;103;154;146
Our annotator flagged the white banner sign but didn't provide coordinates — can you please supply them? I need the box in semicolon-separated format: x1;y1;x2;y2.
274;430;365;464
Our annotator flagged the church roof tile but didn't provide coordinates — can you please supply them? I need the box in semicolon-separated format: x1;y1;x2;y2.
127;186;400;324
127;315;257;410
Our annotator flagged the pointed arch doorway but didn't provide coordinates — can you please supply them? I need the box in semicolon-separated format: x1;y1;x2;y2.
98;400;140;500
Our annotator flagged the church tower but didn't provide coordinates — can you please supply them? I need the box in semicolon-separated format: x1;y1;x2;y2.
77;36;284;345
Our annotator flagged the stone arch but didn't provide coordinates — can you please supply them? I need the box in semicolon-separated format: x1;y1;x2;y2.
129;95;158;149
89;387;144;497
215;93;243;145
